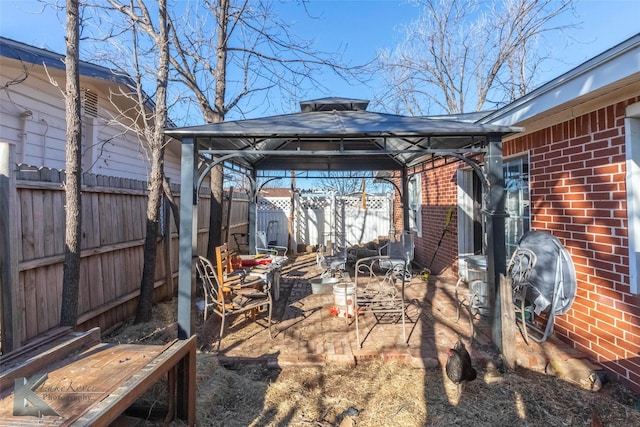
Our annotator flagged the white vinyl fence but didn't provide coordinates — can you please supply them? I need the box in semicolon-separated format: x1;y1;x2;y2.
257;192;393;252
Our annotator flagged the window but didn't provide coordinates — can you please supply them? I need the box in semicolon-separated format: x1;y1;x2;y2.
504;155;530;257
408;174;422;237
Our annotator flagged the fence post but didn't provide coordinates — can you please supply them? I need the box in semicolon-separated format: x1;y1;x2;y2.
0;142;22;352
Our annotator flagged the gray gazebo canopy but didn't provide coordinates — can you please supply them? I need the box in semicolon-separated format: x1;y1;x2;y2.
164;97;520;345
165;97;516;172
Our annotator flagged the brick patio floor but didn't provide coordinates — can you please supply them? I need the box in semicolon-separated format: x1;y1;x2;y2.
203;253;600;385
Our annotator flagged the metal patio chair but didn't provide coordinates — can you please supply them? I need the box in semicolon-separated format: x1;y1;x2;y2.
377;230;414;281
196;255;272;352
256;230;288;260
316;242;348;278
354;255;409;348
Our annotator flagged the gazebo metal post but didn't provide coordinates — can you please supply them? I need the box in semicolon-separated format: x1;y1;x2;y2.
401;168;410;232
177;136;196;340
249;168;258;254
484;133;508;349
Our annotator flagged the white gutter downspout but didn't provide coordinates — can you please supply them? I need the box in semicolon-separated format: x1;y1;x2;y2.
18;109;32;163
625;102;640;294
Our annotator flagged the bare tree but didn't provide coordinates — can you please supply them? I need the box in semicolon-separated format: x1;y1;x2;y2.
80;0;370;320
377;0;576;115
97;0;170;323
317;171;389;196
165;0;370;258
60;0;83;327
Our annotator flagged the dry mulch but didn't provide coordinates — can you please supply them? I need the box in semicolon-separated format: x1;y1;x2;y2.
104;298;640;427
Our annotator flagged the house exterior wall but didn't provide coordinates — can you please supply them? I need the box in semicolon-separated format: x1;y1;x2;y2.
0;56;181;183
407;96;640;392
409;160;461;276
503;95;640;392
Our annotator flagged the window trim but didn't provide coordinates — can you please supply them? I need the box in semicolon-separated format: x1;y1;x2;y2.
408;174;422;237
503;152;531;258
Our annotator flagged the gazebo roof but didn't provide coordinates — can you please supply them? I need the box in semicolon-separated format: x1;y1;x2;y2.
164;97;520;171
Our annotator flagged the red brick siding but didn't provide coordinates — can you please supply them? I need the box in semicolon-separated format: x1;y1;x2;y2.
397;159;461;276
398;97;640;392
421;163;460;276
505;96;640;392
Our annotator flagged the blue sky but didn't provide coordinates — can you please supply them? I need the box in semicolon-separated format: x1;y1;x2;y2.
1;0;639;114
1;0;637;189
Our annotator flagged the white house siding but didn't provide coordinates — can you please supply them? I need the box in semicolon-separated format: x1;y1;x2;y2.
0;55;181;183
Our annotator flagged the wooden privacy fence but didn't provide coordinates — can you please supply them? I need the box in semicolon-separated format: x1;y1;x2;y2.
223;190;250;252
0;144;246;354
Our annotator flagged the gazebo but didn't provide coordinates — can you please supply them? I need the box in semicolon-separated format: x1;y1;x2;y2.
163;97;520;346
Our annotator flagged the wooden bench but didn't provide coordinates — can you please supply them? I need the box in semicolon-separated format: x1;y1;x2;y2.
0;329;196;426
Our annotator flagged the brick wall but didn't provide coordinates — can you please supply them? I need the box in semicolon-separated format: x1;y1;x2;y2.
399;97;640;391
418;161;461;276
394;160;461;276
504;96;640;392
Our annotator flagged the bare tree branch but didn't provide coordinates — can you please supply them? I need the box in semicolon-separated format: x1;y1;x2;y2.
378;0;577;115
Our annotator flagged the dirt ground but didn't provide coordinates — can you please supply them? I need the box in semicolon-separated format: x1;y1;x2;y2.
103;298;640;427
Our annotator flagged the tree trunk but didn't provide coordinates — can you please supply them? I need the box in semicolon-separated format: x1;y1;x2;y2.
60;0;83;327
135;149;164;323
135;0;169;323
205;0;230;259
206;165;224;260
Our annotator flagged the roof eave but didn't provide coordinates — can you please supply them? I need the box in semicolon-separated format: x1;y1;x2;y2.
480;33;640;126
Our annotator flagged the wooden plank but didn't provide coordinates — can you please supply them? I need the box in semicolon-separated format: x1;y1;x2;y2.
0;328;101;393
98;192;109;246
20;189;35;260
112;251;125;311
0;341;165;424
126;192;136;241
89;255;105;310
134;195;143;238
53;264;63;327
1;142;23;352
33;264;51;334
18;238;146;271
101;250;116;306
78;262;168;325
52;190;65;255
0;327;70;366
42;189;55;257
22;269;38;341
177;337;197;423
121;247;132;298
31;190;45;260
77;261;91;317
81;188;94;251
16;273;27;345
17;180;149;196
500;274;517;371
110;192;120;245
120;194;129;241
104;193;115;245
89;192;101;248
40;266;58;333
46;265;61;332
70;337;197;427
115;194;124;243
